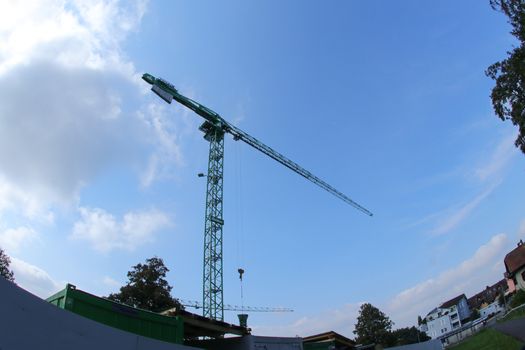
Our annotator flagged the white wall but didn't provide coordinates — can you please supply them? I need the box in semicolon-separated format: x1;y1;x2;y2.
426;314;452;339
515;266;525;291
479;301;503;318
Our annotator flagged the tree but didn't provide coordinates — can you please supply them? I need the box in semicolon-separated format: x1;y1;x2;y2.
353;303;394;346
391;327;430;346
470;308;481;320
510;288;525;308
486;0;525;154
498;292;506;307
0;247;14;282
107;257;181;313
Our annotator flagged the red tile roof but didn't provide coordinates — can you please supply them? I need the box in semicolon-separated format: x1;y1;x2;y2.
467;279;507;310
440;294;466;309
504;240;525;277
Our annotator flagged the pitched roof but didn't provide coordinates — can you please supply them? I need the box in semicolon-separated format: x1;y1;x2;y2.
504;240;525;277
303;331;355;347
440;294;466;309
425;307;439;318
467;279;507;310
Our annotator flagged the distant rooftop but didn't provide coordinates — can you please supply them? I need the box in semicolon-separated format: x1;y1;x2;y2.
504;240;525;277
467;279;507;310
303;330;355;348
440;294;466;309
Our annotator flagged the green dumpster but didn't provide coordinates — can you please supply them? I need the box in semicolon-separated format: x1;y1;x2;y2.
46;284;184;344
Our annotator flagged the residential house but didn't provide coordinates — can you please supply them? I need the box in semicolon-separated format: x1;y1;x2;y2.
504;239;525;291
424;307;452;339
479;300;503;318
423;294;470;339
467;279;508;313
440;294;470;327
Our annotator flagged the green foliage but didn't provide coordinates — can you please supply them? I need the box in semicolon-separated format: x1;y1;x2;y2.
470;308;481;320
391;326;430;346
498;293;506;307
486;0;525;154
0;247;14;282
353;303;394;346
450;328;522;350
499;306;525;322
510;288;525;308
107;257;181;313
354;304;431;347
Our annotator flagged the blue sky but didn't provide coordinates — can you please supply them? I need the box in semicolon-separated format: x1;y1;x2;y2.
1;0;524;338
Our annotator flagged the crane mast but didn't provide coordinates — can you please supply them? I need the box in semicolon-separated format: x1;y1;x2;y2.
143;73;372;321
201;125;225;321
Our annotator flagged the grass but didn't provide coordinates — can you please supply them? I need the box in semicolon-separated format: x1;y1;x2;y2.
449;328;522;350
499;305;525;323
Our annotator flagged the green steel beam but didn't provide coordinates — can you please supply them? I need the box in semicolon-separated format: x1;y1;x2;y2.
142;73;373;322
201;122;225;321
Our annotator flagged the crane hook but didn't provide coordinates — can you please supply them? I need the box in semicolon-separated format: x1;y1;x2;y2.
238;268;245;281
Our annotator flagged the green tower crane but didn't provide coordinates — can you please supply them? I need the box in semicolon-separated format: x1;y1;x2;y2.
143;73;373;321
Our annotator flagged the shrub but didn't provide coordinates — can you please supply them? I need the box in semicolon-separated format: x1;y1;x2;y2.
510;289;525;309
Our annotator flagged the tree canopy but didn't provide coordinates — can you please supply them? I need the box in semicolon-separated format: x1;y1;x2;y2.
353;303;394;346
486;0;525;154
0;247;14;282
107;256;181;313
354;304;430;347
391;327;430;346
510;288;525;308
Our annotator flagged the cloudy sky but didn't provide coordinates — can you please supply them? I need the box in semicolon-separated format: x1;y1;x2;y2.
1;0;524;338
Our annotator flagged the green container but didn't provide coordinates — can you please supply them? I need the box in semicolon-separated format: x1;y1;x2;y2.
46;284;184;344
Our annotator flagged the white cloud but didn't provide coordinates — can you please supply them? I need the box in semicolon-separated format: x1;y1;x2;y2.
0;226;39;253
0;0;184;222
232;102;247;126
252;303;362;338
0;0;146;74
473;133;517;182
102;276;122;289
253;233;512;336
138;103;186;187
71;207;171;252
384;233;508;327
10;257;63;298
0;177;55;222
430;183;498;235
412;133;517;235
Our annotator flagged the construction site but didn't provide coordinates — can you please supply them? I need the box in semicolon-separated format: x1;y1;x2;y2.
1;73;375;350
2;2;525;350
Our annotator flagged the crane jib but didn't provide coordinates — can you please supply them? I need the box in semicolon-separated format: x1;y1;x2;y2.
144;72;373;217
225;122;373;216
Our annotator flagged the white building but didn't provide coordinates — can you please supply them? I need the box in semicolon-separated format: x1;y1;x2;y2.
479;300;504;318
425;308;452;339
423;294;471;339
504;240;525;291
